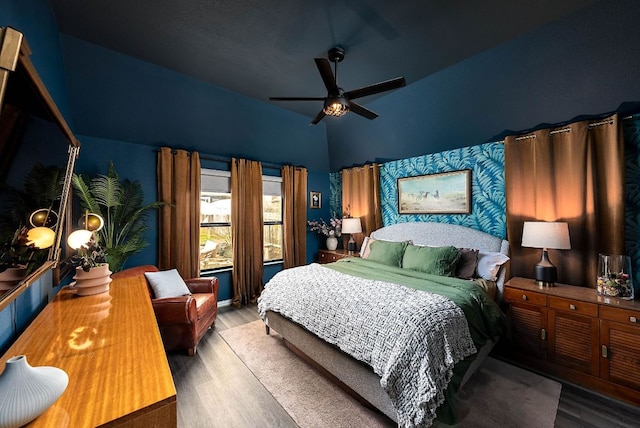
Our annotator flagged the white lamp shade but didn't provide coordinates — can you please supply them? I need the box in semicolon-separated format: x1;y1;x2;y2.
67;229;93;250
27;227;55;249
342;218;362;234
521;221;571;250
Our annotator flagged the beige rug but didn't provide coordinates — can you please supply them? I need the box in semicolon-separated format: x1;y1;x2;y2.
220;320;562;428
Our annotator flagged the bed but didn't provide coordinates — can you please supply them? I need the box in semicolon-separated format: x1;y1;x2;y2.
257;222;509;427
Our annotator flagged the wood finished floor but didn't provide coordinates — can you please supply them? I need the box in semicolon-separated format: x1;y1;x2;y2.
167;304;640;427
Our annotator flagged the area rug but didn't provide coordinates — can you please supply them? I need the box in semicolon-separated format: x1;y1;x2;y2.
220;320;562;427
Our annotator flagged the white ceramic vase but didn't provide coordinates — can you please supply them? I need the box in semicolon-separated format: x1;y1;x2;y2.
326;236;338;251
72;264;112;296
0;355;69;428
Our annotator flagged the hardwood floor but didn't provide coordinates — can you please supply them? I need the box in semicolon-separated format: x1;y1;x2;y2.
167;304;640;427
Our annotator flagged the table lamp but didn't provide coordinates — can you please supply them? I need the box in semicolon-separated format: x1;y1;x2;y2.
341;218;362;254
521;221;571;287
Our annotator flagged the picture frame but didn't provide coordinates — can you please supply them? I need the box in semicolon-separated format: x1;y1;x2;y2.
310;191;321;209
397;170;472;214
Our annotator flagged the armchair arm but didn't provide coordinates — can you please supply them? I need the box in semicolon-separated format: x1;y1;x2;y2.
185;277;219;297
152;296;197;325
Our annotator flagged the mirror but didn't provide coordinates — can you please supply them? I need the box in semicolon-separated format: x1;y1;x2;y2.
0;27;80;311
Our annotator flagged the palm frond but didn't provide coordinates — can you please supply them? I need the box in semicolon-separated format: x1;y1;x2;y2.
72;174;102;215
90;175;122;209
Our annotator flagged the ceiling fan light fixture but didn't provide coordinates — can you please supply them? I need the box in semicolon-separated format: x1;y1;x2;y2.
323;97;349;117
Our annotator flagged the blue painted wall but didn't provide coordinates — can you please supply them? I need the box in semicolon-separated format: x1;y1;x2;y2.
0;0;72;354
326;0;640;172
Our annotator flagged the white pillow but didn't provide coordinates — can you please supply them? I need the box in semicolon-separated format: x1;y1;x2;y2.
144;269;191;299
360;236;374;258
476;252;510;281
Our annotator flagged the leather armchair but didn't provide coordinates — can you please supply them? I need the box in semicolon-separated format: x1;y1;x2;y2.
112;265;219;356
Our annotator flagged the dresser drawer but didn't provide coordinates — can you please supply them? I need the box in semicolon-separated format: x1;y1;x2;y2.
549;296;598;317
318;252;339;263
504;287;547;306
600;305;640;325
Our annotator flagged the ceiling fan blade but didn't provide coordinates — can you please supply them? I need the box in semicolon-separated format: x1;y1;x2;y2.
314;58;338;94
348;101;378;120
309;110;326;125
344;76;406;100
269;97;326;101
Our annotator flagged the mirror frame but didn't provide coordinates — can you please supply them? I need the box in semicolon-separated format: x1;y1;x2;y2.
0;27;80;312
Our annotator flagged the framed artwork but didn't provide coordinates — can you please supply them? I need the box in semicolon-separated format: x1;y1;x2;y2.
397;169;472;214
310;191;321;209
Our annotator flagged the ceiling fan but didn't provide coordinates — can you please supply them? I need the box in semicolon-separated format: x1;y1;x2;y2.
269;47;406;125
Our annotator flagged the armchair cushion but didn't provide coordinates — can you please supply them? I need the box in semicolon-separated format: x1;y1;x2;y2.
144;269;191;299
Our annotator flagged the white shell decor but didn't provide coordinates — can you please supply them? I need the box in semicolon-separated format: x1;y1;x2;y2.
71;264;112;296
0;355;69;428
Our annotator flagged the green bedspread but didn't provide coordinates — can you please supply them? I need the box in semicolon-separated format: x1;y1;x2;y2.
325;257;507;424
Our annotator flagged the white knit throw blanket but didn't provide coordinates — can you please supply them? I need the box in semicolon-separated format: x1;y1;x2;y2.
257;263;477;427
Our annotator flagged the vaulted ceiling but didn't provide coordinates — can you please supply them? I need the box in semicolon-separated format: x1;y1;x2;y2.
49;0;596;122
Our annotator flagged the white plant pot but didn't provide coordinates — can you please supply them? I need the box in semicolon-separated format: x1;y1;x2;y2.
0;355;68;428
71;264;112;296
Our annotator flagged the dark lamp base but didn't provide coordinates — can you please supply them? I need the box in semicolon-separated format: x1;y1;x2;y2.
534;249;557;287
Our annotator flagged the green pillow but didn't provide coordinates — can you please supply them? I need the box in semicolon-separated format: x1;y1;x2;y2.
367;240;409;267
402;245;461;276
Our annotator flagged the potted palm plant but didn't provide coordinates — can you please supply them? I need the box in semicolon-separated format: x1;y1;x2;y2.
72;161;163;272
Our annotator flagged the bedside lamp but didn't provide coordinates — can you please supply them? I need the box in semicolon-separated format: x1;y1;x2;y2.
342;218;362;254
521;221;571;287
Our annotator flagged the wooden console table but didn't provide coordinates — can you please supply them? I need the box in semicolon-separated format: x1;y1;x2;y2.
0;272;176;427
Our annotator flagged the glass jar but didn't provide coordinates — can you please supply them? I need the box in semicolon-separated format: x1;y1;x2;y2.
597;254;634;300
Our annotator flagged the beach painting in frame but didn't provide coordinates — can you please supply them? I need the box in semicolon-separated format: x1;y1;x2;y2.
398;170;471;214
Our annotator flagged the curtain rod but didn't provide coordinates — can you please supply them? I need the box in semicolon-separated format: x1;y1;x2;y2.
155;148;295;170
498;115;635;143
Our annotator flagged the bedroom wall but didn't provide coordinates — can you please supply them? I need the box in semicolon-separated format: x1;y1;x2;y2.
59;35;333;301
325;0;640;172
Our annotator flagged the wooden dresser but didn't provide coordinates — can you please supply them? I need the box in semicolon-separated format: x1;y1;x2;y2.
501;276;640;406
0;273;177;427
317;249;359;264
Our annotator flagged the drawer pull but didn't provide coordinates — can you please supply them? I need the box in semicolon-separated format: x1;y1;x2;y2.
522;294;528;301
602;345;608;358
630;316;637;323
569;304;577;311
541;329;546;340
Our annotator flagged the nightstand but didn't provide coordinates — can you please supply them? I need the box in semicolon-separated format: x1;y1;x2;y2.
501;276;640;407
317;249;359;264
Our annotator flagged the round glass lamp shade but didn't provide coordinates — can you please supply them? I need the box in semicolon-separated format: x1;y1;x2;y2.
67;229;93;250
27;227;55;249
29;209;58;228
78;213;104;232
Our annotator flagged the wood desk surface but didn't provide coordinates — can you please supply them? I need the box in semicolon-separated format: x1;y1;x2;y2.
0;274;177;427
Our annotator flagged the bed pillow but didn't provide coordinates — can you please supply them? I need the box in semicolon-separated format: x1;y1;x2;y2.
360;236;375;258
402;244;461;276
456;248;480;279
144;269;191;299
366;240;409;267
476;251;510;281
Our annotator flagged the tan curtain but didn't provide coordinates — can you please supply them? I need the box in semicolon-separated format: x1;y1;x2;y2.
157;147;201;278
231;158;264;307
282;165;308;268
505;114;624;286
341;163;382;249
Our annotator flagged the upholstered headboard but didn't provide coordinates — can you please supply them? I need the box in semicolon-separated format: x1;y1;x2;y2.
370;222;510;298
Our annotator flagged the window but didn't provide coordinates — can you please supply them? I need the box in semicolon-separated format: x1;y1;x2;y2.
199;169;283;272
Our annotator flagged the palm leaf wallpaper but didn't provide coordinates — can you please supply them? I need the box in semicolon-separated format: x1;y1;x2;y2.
624;117;640;295
329;142;506;238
